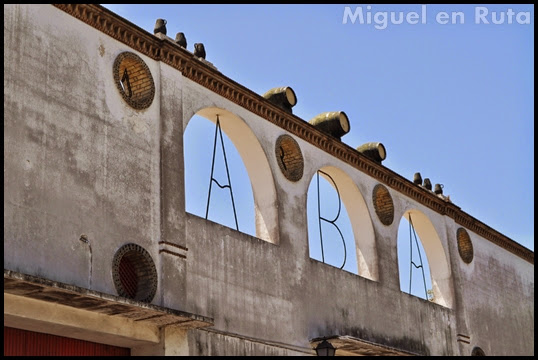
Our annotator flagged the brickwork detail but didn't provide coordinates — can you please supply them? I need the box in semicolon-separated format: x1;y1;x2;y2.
275;135;304;182
373;184;394;226
113;52;155;110
112;243;158;302
457;228;474;264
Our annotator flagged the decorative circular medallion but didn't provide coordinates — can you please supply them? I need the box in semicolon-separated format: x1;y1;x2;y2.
112;243;158;302
113;52;155;110
275;135;304;182
372;184;394;226
457;227;474;264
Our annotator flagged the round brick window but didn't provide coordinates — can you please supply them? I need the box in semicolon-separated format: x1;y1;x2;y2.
275;135;304;182
372;184;394;226
457;227;474;264
112;243;157;302
113;52;155;110
471;347;485;356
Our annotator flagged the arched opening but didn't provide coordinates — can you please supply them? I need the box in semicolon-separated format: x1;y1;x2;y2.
397;216;433;301
184;107;279;244
397;210;453;308
307;166;378;280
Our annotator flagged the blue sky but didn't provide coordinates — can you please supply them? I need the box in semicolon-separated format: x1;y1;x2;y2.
103;4;533;296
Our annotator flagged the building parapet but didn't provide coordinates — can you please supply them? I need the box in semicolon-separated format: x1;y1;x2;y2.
52;3;533;265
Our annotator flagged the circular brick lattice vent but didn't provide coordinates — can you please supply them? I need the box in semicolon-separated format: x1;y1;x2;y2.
372;184;394;226
112;243;157;302
275;135;304;182
457;227;474;264
113;52;155;110
471;347;485;356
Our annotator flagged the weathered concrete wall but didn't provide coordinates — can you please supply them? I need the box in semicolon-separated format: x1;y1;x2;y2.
4;4;163;300
4;4;533;356
452;231;534;355
180;77;459;354
188;329;311;356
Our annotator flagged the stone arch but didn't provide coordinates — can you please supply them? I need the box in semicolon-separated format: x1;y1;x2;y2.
308;165;378;280
184;106;279;244
398;209;453;308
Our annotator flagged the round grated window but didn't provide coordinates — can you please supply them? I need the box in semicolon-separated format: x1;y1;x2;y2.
457;227;474;264
275;134;304;182
113;52;155;110
372;184;394;226
112;243;157;302
119;255;138;299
